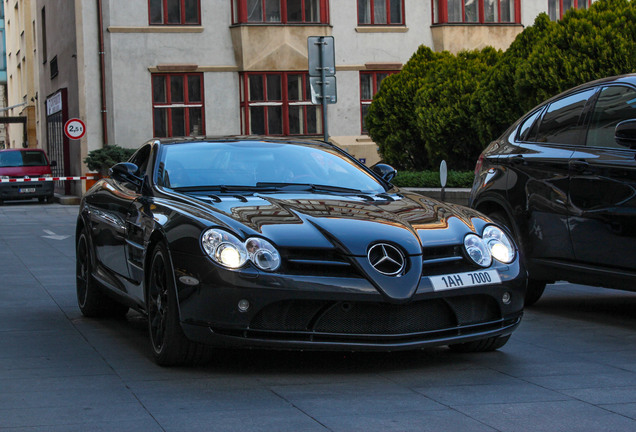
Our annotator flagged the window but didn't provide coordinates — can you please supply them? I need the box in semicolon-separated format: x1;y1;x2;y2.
240;72;322;136
41;7;47;63
360;71;397;134
232;0;328;24
548;0;591;21
358;0;404;25
586;86;636;149
50;56;58;80
149;0;200;25
433;0;520;24
533;89;596;145
152;73;205;138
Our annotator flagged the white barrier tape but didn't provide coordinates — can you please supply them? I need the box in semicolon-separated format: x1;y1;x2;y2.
0;176;96;183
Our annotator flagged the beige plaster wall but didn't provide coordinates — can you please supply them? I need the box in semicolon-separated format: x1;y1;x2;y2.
431;25;523;53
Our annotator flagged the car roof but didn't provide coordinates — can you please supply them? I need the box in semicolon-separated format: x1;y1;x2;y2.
0;148;46;153
542;73;636;106
151;135;332;148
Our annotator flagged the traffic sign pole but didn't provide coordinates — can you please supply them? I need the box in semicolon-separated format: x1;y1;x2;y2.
319;37;329;142
308;36;336;143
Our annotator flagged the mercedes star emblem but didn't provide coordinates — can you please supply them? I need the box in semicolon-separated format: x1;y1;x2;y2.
367;243;405;276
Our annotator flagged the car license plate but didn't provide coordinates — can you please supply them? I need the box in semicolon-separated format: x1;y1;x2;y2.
19;187;36;193
430;270;501;291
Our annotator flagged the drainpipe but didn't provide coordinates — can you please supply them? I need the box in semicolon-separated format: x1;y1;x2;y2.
97;0;108;146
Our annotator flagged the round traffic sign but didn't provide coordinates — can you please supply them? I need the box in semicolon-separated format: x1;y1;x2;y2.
64;118;86;140
440;160;448;188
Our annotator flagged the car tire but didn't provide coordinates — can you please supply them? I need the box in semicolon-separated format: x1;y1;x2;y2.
488;211;546;306
146;242;211;367
76;230;129;318
448;334;511;353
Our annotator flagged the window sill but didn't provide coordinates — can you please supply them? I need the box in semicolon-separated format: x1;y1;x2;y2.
431;23;522;27
108;26;204;33
355;26;408;33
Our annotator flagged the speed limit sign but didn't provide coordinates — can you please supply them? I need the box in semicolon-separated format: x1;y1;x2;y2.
64;118;86;140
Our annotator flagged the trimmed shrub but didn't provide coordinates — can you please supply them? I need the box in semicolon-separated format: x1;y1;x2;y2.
367;47;501;171
84;145;136;173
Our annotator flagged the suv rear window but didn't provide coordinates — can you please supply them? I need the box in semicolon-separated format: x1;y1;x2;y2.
0;151;48;167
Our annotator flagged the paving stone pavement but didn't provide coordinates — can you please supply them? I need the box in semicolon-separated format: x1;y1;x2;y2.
0;202;635;431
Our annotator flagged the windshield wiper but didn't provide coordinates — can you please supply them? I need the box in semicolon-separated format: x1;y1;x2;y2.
171;185;277;192
255;182;364;194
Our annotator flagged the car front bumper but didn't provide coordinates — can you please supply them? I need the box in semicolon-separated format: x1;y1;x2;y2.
171;251;527;351
0;181;54;201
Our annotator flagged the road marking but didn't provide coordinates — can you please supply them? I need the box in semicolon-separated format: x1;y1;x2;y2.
42;229;71;241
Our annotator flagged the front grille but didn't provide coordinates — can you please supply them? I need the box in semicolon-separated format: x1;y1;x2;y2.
248;295;501;335
314;300;456;334
421;245;473;276
281;248;362;278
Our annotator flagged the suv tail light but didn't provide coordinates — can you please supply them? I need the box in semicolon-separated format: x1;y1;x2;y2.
474;154;484;176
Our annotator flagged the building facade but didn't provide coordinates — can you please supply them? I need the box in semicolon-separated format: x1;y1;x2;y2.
4;0;37;151
6;0;595;197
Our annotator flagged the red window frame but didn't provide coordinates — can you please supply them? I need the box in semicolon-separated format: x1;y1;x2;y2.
149;0;201;25
548;0;591;21
360;71;398;134
231;0;329;24
239;72;322;136
152;73;205;138
357;0;405;26
432;0;521;24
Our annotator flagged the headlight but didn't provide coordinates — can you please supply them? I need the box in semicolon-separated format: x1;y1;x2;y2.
0;176;8;180
246;237;281;271
464;234;492;267
202;229;281;271
202;229;247;269
483;225;515;264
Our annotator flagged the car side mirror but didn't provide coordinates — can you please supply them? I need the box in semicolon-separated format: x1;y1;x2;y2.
49;160;57;167
615;119;636;149
371;163;398;183
110;162;142;187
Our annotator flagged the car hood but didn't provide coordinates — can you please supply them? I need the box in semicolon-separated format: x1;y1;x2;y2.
176;190;489;301
195;191;484;253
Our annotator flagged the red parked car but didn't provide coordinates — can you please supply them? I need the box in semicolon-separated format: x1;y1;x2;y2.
0;148;56;204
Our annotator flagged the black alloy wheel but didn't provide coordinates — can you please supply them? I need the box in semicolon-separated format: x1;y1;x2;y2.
147;242;211;366
76;230;128;317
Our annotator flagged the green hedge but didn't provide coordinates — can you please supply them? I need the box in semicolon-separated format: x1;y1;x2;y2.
392;170;474;188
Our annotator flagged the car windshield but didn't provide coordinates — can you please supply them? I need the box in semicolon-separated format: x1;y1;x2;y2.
157;141;386;194
0;151;48;167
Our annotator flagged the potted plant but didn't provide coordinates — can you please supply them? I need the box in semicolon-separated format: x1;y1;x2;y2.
83;145;136;189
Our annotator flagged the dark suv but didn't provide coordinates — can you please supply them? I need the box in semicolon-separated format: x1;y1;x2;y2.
470;74;636;305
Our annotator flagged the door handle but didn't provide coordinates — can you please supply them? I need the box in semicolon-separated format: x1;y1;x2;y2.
509;155;525;165
569;160;589;172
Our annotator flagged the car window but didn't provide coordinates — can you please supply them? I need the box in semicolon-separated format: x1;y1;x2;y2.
585;85;636;149
534;89;596;145
159;141;386;193
0;151;47;167
517;109;543;142
130;144;151;177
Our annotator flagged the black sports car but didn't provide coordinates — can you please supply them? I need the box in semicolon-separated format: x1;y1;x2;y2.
76;137;526;365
